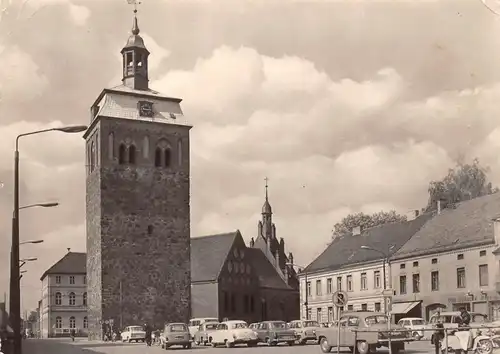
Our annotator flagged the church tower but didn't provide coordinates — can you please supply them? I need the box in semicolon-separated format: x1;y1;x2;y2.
84;8;192;339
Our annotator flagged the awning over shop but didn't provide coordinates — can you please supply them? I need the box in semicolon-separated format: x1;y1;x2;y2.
391;301;421;314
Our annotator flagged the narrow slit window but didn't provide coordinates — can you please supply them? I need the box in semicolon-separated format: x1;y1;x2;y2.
165;148;171;167
118;144;127;165
129;145;136;164
154;147;162;167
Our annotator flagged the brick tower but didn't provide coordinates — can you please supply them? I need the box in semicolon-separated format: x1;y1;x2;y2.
83;11;192;339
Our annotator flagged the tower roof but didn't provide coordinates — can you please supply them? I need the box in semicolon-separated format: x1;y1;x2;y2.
122;12;149;52
262;177;272;214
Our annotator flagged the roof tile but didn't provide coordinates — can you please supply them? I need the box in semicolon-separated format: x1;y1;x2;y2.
40;252;86;281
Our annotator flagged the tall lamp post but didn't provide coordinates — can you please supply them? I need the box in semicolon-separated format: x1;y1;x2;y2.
286;262;309;320
360;245;392;314
10;125;87;354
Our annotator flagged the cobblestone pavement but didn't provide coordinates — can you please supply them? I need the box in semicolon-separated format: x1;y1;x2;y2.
23;338;437;354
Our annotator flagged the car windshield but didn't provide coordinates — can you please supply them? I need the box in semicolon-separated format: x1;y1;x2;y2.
472;315;487;323
304;321;319;327
292;322;302;328
169;324;187;332
270;322;286;329
230;322;248;329
365;315;388;326
205;324;218;330
433;315;453;323
130;326;143;331
205;319;218;323
413;320;425;325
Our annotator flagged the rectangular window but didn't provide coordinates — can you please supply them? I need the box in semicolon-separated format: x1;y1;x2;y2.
347;275;353;291
480;250;486;257
360;273;367;290
327;278;333;294
457;254;464;260
69;276;75;285
413;261;419;267
55;276;61;284
412;274;420;293
347;305;353;311
457;267;466;288
431;271;439;291
306;281;311;297
479;265;489;287
316;280;322;296
431;258;438;264
361;304;367;311
399;275;407;294
317;308;322;322
307;308;312;320
374;302;381;312
400;264;406;269
83;276;86;285
374;271;381;289
336;277;342;291
328;307;333;322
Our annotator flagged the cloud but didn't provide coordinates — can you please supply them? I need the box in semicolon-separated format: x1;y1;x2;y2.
68;3;90;26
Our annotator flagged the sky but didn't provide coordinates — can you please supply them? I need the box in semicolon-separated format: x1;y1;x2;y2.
1;0;500;312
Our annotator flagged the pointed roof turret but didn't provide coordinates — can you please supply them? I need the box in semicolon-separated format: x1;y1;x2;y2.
262;177;272;214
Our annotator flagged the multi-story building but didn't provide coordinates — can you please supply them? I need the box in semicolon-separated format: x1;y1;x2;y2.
39;250;87;338
390;194;500;321
301;214;431;323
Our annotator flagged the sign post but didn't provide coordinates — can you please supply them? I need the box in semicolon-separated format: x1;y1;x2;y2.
381;290;393;354
332;290;349;354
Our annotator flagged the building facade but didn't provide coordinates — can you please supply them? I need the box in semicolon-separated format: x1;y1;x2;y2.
390;194;500;320
300;214;432;323
84;13;192;339
39;251;87;338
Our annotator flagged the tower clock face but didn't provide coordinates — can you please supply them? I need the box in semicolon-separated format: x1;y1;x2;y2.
138;101;154;117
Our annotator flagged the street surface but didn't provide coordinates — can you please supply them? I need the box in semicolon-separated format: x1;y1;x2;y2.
23;338;437;354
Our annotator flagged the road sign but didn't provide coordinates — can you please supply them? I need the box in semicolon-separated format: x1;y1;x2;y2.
382;289;394;297
332;290;348;307
385;296;392;312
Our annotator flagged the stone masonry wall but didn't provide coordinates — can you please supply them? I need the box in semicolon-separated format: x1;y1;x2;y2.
86;116;191;335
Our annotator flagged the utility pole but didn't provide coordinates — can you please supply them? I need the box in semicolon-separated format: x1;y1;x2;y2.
119;281;123;329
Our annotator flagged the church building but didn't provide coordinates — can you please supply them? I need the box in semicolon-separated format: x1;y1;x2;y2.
83;10;191;339
190;184;300;323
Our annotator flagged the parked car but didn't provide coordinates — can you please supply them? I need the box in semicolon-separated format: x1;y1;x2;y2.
317;311;410;354
193;322;219;346
160;323;191;349
211;320;259;348
188;317;218;340
429;312;488;345
121;325;146;343
288;319;320;344
254;320;296;346
397;317;426;340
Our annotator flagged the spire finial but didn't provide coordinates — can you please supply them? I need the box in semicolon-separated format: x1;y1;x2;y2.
264;177;269;200
127;0;142;35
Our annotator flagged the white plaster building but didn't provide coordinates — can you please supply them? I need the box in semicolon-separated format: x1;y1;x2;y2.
390;194;500;321
39;250;88;338
299;215;431;323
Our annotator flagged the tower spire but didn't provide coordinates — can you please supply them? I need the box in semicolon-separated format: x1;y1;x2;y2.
264;176;269;201
262;177;272;215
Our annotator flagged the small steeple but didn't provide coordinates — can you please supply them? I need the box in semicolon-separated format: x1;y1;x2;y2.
262;177;272;215
121;1;150;91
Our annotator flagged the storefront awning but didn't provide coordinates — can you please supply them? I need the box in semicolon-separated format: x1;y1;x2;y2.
391;301;421;314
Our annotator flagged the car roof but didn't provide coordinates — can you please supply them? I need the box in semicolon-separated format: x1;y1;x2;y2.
222;320;246;324
166;322;188;326
261;320;285;323
399;317;425;320
342;312;385;317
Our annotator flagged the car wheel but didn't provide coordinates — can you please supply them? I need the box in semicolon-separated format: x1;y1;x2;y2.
299;339;306;345
211;342;217;348
431;334;435;345
247;341;258;347
357;340;370;354
475;339;493;354
412;332;422;340
320;337;332;353
288;341;294;346
225;340;234;348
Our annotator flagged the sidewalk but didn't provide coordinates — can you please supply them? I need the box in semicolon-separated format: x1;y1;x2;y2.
21;338;118;354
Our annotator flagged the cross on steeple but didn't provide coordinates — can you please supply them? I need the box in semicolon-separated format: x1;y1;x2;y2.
127;0;142;14
264;177;269;200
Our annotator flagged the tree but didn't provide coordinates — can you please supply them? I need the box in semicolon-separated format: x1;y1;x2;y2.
426;158;498;211
27;311;38;323
332;210;407;239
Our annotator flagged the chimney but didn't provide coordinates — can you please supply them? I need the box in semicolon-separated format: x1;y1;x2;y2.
249;237;255;247
289;252;294;265
67;248;71;253
437;200;441;215
352;226;361;236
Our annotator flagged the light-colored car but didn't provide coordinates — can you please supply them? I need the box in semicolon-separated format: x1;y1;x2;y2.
429;312;488;345
193;322;219;346
288;319;320;344
397;317;426;340
254;320;296;346
160;323;191;349
188;317;218;339
317;312;410;354
249;322;260;330
121;325;146;343
211;320;259;348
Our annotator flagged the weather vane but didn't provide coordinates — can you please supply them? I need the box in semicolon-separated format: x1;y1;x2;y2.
127;0;142;14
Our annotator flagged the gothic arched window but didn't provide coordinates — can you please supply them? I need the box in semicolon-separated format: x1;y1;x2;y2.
83;316;88;329
83;292;87;306
69;292;76;306
164;148;171;167
108;133;114;160
154;147;162;167
55;316;62;329
177;139;182;166
129;144;136;164
118;144;126;165
55;292;62;305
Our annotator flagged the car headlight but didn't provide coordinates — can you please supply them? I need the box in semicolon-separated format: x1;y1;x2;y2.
312;330;316;335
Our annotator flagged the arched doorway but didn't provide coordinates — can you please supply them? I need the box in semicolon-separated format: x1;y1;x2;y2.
425;303;447;320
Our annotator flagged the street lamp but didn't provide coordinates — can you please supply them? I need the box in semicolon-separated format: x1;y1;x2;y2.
19;240;44;245
286;262;309;320
19;258;37;269
19;202;59;210
10;124;87;354
360;245;393;314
